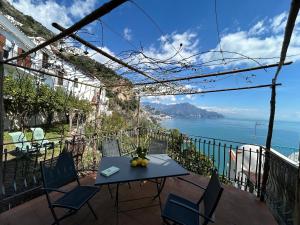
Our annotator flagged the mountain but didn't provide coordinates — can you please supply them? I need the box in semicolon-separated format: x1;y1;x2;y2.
143;102;224;119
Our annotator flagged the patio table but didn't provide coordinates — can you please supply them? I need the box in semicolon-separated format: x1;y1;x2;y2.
95;154;189;221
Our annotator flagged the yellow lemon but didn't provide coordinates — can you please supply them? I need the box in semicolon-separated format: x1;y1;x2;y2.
141;159;149;167
131;160;138;167
136;158;143;165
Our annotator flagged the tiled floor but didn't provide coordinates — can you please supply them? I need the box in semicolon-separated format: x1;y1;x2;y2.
0;173;277;225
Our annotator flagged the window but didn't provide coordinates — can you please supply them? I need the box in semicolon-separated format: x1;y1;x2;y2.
74;78;78;88
42;53;49;68
57;71;64;86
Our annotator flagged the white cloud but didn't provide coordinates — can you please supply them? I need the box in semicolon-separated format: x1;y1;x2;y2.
184;84;195;89
271;12;288;33
123;27;132;41
201;11;300;67
7;0;97;33
89;46;115;63
248;20;265;35
141;31;199;67
198;105;262;116
143;95;177;104
8;0;72;31
69;0;97;18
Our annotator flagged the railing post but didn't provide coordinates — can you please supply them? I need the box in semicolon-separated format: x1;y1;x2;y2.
228;144;232;182
257;146;263;197
296;146;300;225
212;139;215;167
0;53;4;195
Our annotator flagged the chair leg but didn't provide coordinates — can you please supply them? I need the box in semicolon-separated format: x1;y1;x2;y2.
87;201;98;220
162;217;171;225
49;207;60;225
127;182;131;189
107;184;113;199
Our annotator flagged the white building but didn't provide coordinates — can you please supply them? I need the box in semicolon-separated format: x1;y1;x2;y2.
0;13;110;117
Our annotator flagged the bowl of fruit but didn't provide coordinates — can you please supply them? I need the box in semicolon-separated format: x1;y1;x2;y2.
130;146;149;167
130;157;149;167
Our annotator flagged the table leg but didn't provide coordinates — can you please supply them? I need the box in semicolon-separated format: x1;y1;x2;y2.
153;177;166;200
115;183;119;207
155;178;163;211
115;183;119;225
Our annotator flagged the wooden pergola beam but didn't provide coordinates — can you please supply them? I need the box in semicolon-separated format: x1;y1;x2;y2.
2;0;128;63
141;83;281;96
261;0;300;203
52;23;165;83
104;61;292;87
4;62;101;89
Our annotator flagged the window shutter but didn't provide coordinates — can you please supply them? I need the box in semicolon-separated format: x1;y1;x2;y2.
17;47;23;66
0;34;6;52
24;55;31;68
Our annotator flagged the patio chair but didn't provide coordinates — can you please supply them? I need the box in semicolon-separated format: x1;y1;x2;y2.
30;127;50;146
100;138;122;157
148;139;168;154
145;139;168;186
40;152;99;225
99;138;132;197
162;170;223;225
8;131;35;152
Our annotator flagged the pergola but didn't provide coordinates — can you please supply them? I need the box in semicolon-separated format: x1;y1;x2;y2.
0;0;299;203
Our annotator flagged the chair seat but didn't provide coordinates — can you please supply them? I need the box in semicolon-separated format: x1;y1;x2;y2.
53;186;99;210
162;193;200;225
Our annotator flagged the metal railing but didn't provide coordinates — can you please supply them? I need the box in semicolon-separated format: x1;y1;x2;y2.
0;128;299;225
141;129;265;194
266;150;299;225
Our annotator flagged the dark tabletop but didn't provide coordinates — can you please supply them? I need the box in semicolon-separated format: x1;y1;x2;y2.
95;154;189;185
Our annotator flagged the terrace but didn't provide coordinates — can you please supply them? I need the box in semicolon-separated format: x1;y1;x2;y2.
0;0;300;225
0;173;276;225
0;129;298;225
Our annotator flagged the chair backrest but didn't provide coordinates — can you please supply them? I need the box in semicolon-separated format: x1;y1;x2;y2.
30;127;45;143
101;139;121;157
40;152;77;189
148;139;168;154
8;131;31;151
198;170;223;225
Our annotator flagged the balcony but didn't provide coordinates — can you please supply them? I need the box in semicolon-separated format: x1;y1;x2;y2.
0;129;298;225
0;172;276;225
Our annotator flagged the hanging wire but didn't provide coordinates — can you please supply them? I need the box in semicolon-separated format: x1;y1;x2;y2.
129;0;187;62
214;0;225;64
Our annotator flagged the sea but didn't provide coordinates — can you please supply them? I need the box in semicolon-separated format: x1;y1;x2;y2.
160;117;300;157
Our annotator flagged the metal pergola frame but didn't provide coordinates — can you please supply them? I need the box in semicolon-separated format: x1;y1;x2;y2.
0;0;299;204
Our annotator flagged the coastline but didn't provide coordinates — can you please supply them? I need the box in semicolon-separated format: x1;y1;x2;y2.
159;117;300;157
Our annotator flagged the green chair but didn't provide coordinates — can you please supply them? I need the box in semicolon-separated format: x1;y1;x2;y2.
30;127;49;146
8;131;32;152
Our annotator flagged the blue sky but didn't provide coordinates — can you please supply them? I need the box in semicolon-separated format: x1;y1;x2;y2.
7;0;300;121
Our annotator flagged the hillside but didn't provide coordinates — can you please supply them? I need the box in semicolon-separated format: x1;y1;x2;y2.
0;0;137;116
0;0;54;40
143;102;224;119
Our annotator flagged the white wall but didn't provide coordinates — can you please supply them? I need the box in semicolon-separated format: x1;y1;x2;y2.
1;18;110;119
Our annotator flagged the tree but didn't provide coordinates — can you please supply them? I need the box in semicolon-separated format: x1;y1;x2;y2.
4;74;36;130
100;112;127;133
4;73;93;131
